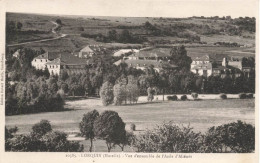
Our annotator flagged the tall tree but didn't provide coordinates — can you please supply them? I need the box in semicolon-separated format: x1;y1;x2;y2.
79;110;99;152
170;45;192;70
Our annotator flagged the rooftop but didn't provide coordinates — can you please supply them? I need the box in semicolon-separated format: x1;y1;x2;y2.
118;59;177;69
129;48;171;58
45;52;89;65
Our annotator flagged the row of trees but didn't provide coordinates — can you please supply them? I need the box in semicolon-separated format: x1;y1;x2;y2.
6;76;64;115
81;29;147;44
100;75;140;106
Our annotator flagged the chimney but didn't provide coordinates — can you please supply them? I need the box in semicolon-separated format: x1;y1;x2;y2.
47;51;49;59
222;57;227;67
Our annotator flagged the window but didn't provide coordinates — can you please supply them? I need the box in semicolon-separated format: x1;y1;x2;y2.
41;60;42;62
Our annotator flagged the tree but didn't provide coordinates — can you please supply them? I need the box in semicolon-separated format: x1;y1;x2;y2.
113;83;126;105
56;19;62;25
170;45;192;70
147;87;155;101
94;111;126;152
79;110;99;152
31;120;52;138
158;72;168;101
108;30;117;41
100;81;114;106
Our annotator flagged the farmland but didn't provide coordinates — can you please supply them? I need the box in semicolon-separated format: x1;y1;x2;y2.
6;12;255;60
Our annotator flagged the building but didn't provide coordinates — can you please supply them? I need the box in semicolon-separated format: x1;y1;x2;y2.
114;48;177;72
78;45;107;58
32;52;89;76
191;54;252;78
190;55;213;77
12;49;21;58
31;52;60;70
113;49;139;57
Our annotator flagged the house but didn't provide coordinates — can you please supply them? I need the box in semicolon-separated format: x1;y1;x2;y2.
114;47;177;72
78;45;107;58
190;55;213;77
12;49;21;58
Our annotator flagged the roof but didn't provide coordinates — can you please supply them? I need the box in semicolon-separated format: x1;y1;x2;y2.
191;55;214;62
45;53;89;65
113;49;139;57
129;48;171;58
116;59;177;69
191;62;212;70
34;52;60;60
80;46;94;53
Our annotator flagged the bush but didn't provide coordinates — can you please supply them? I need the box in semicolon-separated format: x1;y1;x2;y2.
180;95;187;101
167;95;178;101
133;122;203;152
203;121;255;153
172;95;178;101
220;93;227;99
191;93;198;99
130;123;136;131
246;93;254;99
239;93;246;99
167;96;173;101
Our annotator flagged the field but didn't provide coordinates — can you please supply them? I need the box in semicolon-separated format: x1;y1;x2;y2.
5;96;255;152
7;13;255;58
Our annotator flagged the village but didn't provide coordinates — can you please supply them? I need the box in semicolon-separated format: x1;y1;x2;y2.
5;12;256;153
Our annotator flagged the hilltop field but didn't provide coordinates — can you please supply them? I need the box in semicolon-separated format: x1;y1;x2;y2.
6;13;255;58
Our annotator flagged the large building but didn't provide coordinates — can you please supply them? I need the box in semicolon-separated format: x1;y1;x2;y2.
190;54;253;78
114;48;177;72
32;52;89;76
31;52;60;70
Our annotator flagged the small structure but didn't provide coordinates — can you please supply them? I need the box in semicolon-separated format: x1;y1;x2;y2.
78;45;106;58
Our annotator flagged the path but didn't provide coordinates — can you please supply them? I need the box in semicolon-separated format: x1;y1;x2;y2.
7;21;68;47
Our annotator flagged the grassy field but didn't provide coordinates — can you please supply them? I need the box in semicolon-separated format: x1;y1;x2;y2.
5;97;255;152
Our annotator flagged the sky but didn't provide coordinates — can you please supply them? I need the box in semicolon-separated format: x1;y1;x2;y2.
2;0;259;18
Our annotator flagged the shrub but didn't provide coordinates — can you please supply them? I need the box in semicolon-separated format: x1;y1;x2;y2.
31;120;52;138
133;122;203;152
191;93;198;99
167;96;173;101
220;93;227;99
203;121;255;153
180;95;187;101
130;123;136;131
246;93;254;99
172;95;178;101
167;95;178;101
239;93;246;99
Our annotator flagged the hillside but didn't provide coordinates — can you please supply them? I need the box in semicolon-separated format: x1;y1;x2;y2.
6;12;255;58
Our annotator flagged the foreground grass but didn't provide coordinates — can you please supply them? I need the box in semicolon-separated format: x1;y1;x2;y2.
5;98;254;152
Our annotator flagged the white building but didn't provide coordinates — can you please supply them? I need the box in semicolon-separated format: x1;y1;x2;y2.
190;55;213;77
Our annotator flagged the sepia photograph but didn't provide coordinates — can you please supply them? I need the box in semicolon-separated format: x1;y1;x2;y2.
1;0;258;162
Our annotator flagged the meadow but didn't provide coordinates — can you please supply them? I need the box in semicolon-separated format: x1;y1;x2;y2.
5;96;255;152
